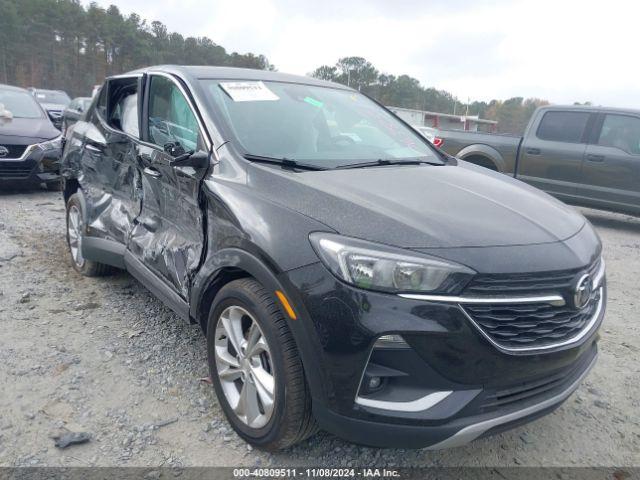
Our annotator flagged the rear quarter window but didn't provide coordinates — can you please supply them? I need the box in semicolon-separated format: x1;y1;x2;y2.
536;111;590;143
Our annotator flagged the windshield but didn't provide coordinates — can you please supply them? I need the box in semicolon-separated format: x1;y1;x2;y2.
201;80;438;168
0;89;44;119
34;90;70;105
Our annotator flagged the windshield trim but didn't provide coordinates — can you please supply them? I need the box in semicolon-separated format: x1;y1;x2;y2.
197;76;353;93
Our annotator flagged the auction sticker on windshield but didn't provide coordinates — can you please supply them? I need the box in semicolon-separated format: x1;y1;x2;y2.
219;81;279;102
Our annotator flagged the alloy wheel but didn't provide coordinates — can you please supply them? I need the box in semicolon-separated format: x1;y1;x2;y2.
67;205;85;267
214;305;275;429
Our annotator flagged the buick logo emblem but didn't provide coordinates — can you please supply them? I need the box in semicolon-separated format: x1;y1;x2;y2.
0;146;8;158
572;274;592;310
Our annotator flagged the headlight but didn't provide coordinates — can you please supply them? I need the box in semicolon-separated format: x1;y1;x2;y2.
33;135;63;152
309;233;475;294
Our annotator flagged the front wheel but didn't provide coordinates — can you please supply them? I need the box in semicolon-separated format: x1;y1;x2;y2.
65;193;114;276
207;279;317;450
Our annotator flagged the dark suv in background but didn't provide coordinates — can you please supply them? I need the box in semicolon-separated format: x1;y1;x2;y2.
29;88;71;130
61;66;605;450
0;83;63;189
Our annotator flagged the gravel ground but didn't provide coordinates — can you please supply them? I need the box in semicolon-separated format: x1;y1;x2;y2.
0;187;638;468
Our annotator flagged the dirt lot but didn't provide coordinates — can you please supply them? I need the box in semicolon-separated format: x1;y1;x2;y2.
0;187;638;468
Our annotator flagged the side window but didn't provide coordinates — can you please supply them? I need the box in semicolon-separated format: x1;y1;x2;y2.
101;77;139;138
536;111;590;143
597;114;640;155
147;76;201;152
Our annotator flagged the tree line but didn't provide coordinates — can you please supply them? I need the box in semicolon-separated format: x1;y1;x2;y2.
0;0;554;133
0;0;272;99
311;57;550;134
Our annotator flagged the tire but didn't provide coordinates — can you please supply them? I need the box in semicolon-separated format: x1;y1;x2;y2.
65;193;114;277
207;278;317;450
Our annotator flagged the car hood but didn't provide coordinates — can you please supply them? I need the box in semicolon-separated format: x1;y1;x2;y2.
0;117;60;142
248;161;586;248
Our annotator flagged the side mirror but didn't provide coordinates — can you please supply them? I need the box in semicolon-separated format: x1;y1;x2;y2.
170;150;210;169
163;141;185;157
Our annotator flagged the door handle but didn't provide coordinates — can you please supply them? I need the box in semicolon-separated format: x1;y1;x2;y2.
526;148;541;155
586;154;605;162
143;166;162;178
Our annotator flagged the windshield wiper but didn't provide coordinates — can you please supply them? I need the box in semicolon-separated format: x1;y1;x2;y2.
243;153;327;171
334;157;443;170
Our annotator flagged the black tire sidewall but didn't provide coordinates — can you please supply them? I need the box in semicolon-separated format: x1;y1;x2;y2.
207;285;290;446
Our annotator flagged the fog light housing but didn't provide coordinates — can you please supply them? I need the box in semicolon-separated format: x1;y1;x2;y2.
360;371;386;395
368;376;382;390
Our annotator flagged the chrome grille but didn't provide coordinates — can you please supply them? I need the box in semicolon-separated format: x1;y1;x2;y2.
462;259;604;351
0;144;28;159
464;258;601;296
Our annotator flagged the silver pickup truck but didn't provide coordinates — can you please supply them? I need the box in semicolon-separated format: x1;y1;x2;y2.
436;105;640;215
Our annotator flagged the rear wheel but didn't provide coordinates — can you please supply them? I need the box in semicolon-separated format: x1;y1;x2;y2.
207;279;317;450
65;193;114;276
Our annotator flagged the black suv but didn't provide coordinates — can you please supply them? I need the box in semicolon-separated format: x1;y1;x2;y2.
61;66;605;450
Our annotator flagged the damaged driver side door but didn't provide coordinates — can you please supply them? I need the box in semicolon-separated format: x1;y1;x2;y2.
128;73;211;303
76;77;142;247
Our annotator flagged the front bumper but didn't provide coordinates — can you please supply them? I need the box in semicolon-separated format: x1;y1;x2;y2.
0;147;62;185
313;345;597;448
280;258;604;449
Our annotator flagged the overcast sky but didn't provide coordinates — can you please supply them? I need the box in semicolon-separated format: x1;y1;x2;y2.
87;0;638;108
